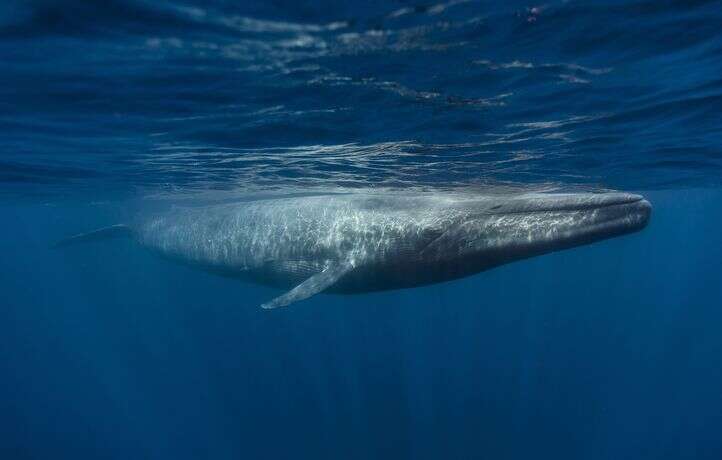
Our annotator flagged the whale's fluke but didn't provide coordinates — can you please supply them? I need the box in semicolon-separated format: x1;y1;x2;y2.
261;259;356;309
53;224;132;248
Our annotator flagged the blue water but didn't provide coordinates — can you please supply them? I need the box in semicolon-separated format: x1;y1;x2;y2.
2;1;722;459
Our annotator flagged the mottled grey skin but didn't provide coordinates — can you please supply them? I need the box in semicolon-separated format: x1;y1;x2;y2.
56;191;650;307
124;191;650;307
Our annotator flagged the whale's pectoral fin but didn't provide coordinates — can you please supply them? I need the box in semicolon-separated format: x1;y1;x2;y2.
261;260;355;309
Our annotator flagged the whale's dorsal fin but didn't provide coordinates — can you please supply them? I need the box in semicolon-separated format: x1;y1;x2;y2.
261;259;356;309
53;224;132;248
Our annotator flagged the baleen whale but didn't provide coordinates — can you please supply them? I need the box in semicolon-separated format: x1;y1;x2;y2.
56;191;651;308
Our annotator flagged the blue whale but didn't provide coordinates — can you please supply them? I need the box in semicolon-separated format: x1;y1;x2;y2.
56;191;651;308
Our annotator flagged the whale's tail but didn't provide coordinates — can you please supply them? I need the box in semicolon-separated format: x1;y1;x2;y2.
53;224;132;248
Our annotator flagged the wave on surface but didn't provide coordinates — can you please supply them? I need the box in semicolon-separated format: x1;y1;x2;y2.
1;0;721;199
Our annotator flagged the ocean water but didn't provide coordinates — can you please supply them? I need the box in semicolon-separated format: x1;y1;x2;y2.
1;1;722;459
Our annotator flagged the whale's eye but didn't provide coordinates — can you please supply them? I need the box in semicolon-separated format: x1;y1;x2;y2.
490;204;502;211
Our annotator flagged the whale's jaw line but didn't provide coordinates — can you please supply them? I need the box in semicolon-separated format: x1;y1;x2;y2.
535;194;652;243
591;196;651;236
467;193;652;265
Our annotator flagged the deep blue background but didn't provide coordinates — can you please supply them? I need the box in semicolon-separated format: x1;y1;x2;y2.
2;1;722;459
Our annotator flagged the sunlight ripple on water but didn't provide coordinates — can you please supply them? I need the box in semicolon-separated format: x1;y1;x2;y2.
1;0;721;198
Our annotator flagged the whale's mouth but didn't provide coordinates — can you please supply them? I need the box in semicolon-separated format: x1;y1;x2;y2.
463;192;652;256
541;193;652;236
535;193;651;235
588;195;651;232
524;193;651;245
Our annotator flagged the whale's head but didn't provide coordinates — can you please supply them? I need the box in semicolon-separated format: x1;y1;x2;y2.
427;192;651;274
